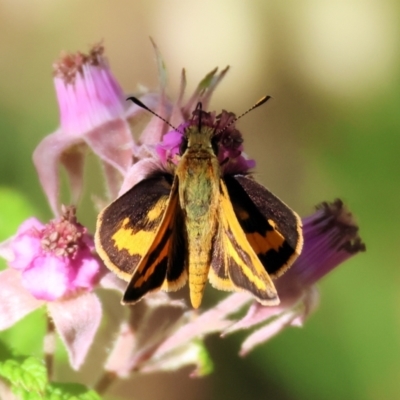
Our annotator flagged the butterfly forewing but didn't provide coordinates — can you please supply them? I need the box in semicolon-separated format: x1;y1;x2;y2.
224;175;303;277
95;173;187;304
123;179;187;304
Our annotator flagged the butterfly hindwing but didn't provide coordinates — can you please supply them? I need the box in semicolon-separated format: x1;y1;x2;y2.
224;175;303;278
95;173;187;304
209;179;279;305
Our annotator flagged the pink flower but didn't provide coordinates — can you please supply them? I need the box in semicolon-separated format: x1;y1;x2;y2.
0;206;104;370
33;43;160;215
8;207;100;300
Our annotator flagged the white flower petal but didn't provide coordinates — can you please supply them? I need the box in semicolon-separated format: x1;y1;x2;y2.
48;292;102;370
0;269;43;330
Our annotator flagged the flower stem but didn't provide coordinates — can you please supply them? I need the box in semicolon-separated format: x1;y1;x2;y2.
94;371;117;395
44;316;56;381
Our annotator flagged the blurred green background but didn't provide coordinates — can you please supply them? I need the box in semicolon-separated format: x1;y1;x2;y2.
0;1;399;399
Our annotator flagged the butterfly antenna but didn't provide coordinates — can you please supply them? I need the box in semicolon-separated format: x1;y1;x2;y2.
127;96;180;132
217;95;272;135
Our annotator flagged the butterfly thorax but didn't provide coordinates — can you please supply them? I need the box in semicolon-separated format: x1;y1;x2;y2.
175;125;221;308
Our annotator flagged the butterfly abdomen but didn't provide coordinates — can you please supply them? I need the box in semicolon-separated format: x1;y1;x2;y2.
177;150;220;308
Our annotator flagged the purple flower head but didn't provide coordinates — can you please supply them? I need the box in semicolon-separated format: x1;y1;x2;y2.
223;199;366;354
213;110;256;173
8;205;101;301
154;108;255;174
282;199;366;289
155;128;186;165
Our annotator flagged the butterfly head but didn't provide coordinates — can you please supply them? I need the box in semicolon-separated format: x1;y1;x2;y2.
179;102;242;158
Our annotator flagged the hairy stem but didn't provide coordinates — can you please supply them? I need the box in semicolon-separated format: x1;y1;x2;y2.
94;371;117;395
44;316;56;381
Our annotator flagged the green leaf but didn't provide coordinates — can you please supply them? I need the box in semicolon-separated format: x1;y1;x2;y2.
0;339;13;360
46;382;101;400
11;385;43;400
0;353;100;400
0;356;47;395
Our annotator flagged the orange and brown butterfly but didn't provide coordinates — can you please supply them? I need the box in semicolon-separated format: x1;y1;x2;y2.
95;96;303;309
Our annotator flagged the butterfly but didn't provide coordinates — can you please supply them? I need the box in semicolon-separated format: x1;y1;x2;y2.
95;96;303;308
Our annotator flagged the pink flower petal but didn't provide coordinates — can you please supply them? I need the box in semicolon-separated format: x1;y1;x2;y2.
16;217;44;234
182;67;218;118
101;161;123;201
239;287;320;356
222;302;287;335
99;271;127;293
181;66;229;119
70;249;101;290
118;158;165;197
239;308;300;356
9;236;42;272
48;291;102;370
0;236;15;263
294;286;320;325
151;37;168;90
152;293;251;360
139;341;206;376
155;130;183;164
136;41;170;146
200;65;230;110
104;322;136;377
60;145;86;206
33;129;81;216
169;69;187;127
83;118;134;175
54;45;126;137
8;218;44;270
22;255;70;301
0;269;43;330
138;99;170;146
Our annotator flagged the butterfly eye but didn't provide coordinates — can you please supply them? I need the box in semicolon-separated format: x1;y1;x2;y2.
211;135;219;156
179;137;188;155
